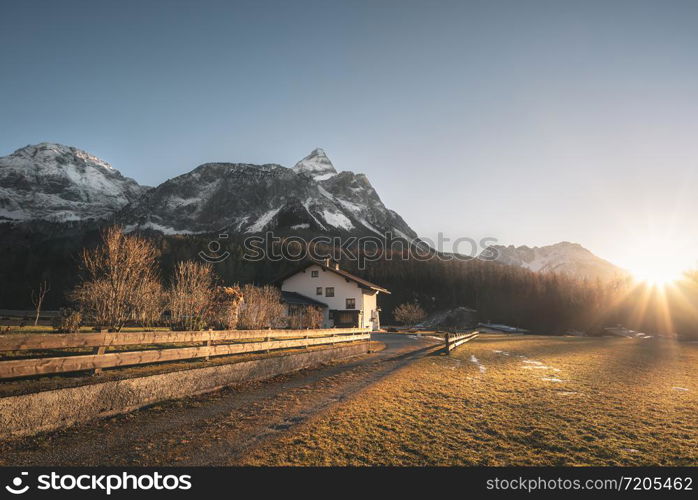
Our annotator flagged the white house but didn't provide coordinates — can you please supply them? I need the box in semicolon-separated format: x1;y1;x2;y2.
278;259;389;330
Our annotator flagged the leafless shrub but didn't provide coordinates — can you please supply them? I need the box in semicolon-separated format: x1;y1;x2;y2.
168;260;216;331
52;307;82;333
72;226;161;332
132;279;167;329
288;305;324;329
393;301;427;326
237;285;285;329
207;285;244;330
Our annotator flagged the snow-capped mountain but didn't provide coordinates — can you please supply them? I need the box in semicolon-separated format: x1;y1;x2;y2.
292;148;337;181
119;148;416;238
481;242;626;281
0;144;415;239
0;143;146;222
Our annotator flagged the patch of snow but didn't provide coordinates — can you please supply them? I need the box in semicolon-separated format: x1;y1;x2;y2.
290;223;310;230
335;197;362;214
124;221;199;235
469;354;486;373
313;172;337;181
245;207;281;233
302;200;327;230
541;377;564;383
393;228;415;242
358;217;383;235
317;185;335;200
672;387;689;391
321;209;354;230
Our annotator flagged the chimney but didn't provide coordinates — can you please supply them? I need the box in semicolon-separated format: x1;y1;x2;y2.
322;258;340;270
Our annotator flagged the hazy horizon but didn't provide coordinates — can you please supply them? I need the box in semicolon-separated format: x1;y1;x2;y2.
2;0;698;274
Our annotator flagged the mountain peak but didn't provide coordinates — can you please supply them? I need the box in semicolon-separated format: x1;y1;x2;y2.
482;242;625;281
292;148;337;180
9;143;114;171
0;143;144;222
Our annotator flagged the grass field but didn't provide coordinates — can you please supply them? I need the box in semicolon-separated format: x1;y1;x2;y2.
238;334;697;466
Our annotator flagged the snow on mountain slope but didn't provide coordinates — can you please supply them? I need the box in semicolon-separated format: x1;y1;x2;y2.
0;143;146;222
481;242;626;281
120;148;416;238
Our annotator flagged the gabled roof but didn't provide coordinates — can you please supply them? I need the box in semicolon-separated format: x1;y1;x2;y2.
276;260;390;294
281;291;329;308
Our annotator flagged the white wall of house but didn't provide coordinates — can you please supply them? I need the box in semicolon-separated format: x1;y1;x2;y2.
280;264;380;329
361;291;379;330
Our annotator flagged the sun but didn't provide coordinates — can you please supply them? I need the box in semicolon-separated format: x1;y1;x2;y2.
630;264;684;286
618;234;691;287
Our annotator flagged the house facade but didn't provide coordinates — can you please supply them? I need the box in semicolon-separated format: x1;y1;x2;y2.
279;260;389;330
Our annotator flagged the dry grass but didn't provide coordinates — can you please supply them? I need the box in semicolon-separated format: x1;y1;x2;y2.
238;334;698;466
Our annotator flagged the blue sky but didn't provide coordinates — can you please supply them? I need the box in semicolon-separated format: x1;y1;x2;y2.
2;0;698;274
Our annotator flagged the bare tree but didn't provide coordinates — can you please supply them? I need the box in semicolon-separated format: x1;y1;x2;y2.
237;285;285;329
288;305;324;329
393;301;427;327
168;260;216;331
207;285;244;330
133;279;166;329
72;226;161;332
31;280;50;326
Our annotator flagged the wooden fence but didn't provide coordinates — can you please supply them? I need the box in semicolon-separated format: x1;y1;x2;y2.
0;328;370;380
444;331;479;352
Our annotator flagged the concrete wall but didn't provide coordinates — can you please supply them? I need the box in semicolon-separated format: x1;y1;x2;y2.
0;342;369;440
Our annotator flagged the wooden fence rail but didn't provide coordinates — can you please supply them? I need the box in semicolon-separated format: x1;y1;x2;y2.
0;328;369;380
444;331;479;352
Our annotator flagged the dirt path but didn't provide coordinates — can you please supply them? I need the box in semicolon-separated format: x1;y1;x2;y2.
0;334;442;466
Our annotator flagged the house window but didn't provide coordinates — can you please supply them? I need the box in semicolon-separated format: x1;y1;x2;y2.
325;287;334;297
311;270;319;277
346;298;356;309
316;287;322;295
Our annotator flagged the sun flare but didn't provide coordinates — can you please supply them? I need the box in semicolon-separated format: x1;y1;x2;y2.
630;264;684;286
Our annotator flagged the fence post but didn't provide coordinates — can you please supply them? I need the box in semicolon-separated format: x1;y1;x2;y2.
445;333;450;353
205;329;212;361
93;346;106;375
